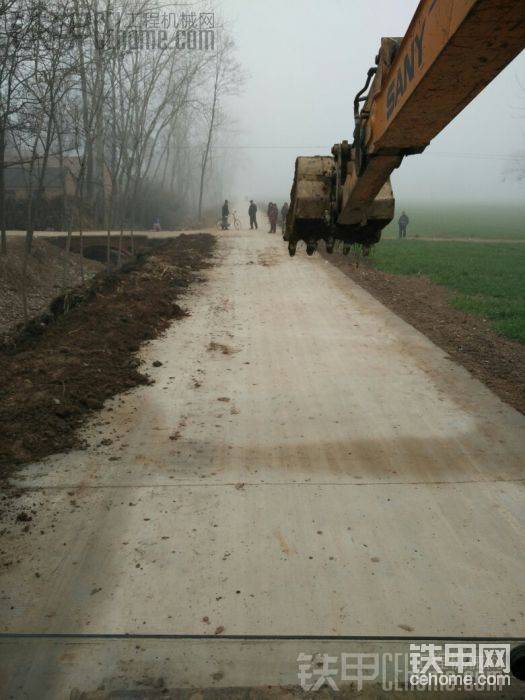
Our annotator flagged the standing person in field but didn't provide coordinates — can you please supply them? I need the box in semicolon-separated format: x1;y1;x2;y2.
281;202;289;235
248;200;258;230
221;199;229;230
398;210;409;238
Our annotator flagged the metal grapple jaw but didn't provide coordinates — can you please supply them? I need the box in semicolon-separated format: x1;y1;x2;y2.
285;151;395;257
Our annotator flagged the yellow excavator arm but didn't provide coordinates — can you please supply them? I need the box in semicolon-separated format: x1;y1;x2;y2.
285;0;525;256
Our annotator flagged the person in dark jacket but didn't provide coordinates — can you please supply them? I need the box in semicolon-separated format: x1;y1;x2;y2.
272;203;279;233
398;211;409;238
268;202;278;233
221;200;229;230
248;200;258;230
281;202;289;234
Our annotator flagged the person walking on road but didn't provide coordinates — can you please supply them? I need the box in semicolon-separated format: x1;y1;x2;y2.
268;202;278;233
398;211;409;239
281;202;289;235
221;200;230;230
248;200;258;230
272;203;279;233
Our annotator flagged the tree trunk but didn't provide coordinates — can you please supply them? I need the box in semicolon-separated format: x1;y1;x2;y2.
0;122;6;255
118;226;123;268
63;230;72;289
54;114;67;230
106;228;111;272
21;248;29;323
198;71;219;221
78;228;85;284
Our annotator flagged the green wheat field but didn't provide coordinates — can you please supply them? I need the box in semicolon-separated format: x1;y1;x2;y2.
372;202;525;343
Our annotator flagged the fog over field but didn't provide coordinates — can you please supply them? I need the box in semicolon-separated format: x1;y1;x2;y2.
219;0;525;208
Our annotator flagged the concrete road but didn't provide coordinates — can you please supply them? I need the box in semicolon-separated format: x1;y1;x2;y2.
1;229;524;696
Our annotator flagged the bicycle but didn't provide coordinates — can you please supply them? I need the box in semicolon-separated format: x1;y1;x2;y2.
216;211;241;231
231;210;241;229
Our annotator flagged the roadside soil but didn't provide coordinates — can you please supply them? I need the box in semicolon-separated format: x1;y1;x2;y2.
0;237;103;339
0;233;215;475
322;249;525;414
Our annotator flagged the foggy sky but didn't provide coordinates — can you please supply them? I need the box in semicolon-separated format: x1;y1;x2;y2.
218;0;525;206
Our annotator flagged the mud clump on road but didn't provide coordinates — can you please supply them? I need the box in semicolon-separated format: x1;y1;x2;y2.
0;234;215;476
208;341;238;355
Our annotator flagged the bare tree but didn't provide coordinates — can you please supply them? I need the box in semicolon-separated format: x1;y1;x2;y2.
0;0;36;254
1;0;244;322
197;33;242;222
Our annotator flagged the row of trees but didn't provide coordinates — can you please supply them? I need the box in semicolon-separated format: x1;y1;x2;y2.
0;0;242;272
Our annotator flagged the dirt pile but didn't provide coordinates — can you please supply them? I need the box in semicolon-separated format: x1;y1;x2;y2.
0;234;215;475
323;250;525;414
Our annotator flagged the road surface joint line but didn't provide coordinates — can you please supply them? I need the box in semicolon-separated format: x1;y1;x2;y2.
8;478;525;490
1;633;523;642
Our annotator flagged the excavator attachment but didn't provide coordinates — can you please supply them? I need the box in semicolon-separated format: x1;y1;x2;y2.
286;0;525;257
286;154;395;257
285;156;334;257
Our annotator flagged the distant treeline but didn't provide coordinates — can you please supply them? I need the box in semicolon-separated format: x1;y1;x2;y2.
1;0;242;247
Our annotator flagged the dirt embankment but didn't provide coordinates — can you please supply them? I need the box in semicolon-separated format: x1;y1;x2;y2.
0;234;215;476
323;250;525;414
0;237;103;339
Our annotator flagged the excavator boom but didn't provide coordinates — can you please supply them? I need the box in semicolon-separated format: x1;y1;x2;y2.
286;0;525;257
